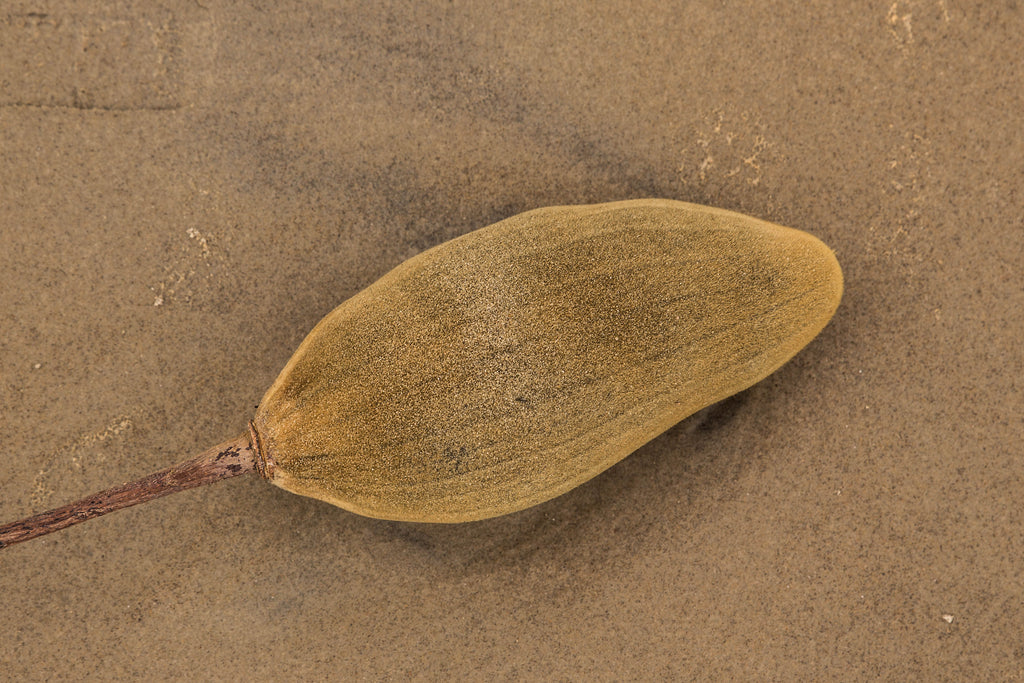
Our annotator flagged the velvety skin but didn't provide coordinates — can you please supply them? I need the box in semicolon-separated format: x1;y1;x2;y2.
252;199;843;522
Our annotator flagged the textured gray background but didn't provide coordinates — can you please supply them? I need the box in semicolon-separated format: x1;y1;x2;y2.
1;1;1021;679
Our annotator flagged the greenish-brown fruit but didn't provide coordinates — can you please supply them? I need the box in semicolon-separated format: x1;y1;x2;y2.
251;198;843;523
0;198;844;549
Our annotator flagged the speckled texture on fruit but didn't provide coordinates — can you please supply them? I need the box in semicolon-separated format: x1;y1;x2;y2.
252;199;842;522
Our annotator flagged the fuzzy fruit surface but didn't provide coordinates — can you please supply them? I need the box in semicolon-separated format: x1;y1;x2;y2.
252;199;843;522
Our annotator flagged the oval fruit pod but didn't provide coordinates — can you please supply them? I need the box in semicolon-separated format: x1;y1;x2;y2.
0;198;844;549
251;198;843;522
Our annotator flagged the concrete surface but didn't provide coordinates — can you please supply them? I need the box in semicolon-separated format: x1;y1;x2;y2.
1;1;1021;679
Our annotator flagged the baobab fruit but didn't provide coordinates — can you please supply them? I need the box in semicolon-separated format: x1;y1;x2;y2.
0;199;843;548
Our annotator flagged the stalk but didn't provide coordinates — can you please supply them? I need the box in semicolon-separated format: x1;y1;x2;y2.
0;434;254;549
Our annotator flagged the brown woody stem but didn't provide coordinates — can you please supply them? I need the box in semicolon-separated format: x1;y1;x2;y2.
0;434;255;550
